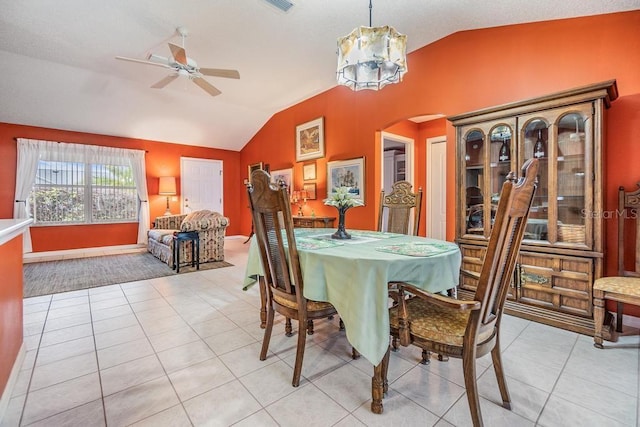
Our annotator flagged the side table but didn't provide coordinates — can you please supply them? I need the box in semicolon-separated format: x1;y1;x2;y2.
173;231;199;273
292;216;336;229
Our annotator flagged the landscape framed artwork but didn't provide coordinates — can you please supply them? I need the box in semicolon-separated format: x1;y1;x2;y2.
327;157;365;203
247;162;263;180
296;117;325;162
270;168;293;194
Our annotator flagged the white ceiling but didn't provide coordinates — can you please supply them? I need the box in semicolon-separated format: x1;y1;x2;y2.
1;0;638;151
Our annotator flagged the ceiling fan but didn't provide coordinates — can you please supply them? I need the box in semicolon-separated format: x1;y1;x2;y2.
115;27;240;97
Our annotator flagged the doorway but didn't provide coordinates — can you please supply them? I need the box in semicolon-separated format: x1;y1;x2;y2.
426;136;447;239
380;132;414;231
180;157;223;214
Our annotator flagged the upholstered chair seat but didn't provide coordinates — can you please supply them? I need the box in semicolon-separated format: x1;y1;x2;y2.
272;294;335;312
389;297;494;348
594;277;640;297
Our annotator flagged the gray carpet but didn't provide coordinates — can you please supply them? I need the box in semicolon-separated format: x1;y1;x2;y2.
24;252;233;298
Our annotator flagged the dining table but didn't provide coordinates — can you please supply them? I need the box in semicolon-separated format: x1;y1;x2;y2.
243;227;462;413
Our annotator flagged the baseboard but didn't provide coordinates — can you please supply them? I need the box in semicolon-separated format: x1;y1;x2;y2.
0;344;25;425
24;244;147;263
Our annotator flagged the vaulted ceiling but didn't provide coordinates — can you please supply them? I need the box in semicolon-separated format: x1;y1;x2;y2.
1;1;638;151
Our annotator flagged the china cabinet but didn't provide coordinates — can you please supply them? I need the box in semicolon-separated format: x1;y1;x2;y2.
450;80;618;335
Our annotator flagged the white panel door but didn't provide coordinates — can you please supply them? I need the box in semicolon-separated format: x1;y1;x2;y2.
180;157;223;214
427;137;447;239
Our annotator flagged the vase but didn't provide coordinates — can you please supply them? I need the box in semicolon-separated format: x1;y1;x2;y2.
332;206;351;239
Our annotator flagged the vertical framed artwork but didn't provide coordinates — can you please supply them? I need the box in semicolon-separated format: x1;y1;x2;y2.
303;163;317;181
303;183;317;200
327;157;365;203
270;168;293;194
296;117;325;162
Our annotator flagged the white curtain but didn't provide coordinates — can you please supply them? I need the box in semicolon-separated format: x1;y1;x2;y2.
14;139;41;252
13;138;151;250
126;150;150;244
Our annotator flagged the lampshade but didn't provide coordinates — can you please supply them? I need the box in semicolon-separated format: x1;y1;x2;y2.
158;176;176;195
336;2;407;91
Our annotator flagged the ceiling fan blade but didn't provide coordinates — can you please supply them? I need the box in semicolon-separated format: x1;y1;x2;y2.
168;43;187;65
192;77;222;97
115;56;172;69
199;68;240;79
151;74;179;89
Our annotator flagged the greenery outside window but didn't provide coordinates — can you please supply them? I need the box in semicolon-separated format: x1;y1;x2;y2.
30;160;139;224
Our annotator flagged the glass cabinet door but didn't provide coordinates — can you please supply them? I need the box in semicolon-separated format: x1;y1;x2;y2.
518;103;593;247
460;119;516;239
463;128;485;237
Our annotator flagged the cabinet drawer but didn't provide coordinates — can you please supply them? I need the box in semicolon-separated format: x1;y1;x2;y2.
460;243;516;299
518;251;593;317
294;219;314;228
459;244;485;291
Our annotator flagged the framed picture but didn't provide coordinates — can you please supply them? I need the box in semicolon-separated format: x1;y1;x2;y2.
296;117;325;162
248;162;263;180
303;163;316;181
327;157;365;203
270;168;293;194
303;183;317;200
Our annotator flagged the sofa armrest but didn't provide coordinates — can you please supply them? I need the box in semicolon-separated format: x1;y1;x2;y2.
154;214;187;230
181;210;230;232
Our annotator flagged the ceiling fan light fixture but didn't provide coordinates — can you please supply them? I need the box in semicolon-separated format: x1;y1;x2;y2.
337;1;407;91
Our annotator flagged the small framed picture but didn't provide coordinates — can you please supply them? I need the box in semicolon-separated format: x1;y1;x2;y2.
303;183;317;200
303;163;316;181
327;157;365;203
270;168;293;194
248;162;263;180
296;117;325;162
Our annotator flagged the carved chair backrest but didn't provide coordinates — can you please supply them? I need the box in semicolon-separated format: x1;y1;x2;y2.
377;181;423;236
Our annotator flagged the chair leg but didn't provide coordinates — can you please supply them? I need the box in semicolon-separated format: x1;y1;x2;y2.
490;342;511;410
616;301;624;332
260;304;275;361
462;349;483;427
285;318;293;337
258;277;267;329
351;347;361;359
391;336;399;352
593;293;605;349
307;319;314;335
437;354;449;362
292;318;307;387
421;349;430;365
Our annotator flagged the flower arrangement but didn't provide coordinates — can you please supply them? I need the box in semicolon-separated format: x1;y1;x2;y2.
323;187;364;209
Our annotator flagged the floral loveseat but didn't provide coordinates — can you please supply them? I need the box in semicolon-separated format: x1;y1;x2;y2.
147;210;229;267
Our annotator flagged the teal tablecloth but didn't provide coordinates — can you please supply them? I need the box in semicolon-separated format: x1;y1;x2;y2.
244;228;461;365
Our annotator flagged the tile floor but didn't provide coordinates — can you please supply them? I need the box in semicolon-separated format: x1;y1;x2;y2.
2;237;639;426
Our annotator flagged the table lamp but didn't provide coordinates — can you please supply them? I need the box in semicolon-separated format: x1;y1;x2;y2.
158;176;177;215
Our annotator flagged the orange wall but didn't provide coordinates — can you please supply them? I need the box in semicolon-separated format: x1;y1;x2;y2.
0;235;24;396
240;11;640;279
0;123;241;251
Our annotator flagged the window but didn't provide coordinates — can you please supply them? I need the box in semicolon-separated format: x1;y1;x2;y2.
30;160;139;225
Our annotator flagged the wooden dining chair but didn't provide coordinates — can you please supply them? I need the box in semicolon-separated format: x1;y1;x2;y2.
381;159;538;427
378;181;423;236
593;182;640;348
247;169;340;386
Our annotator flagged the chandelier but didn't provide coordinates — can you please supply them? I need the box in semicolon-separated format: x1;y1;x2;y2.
336;0;407;91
